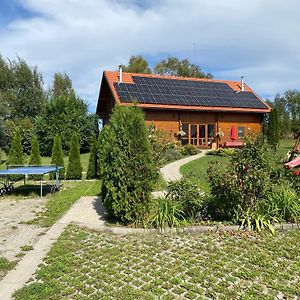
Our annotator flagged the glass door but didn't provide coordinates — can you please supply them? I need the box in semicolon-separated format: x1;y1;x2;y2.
190;124;198;145
181;123;189;145
208;124;215;146
199;125;206;146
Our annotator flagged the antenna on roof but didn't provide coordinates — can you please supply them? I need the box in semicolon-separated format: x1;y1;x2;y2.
241;76;244;91
119;67;123;84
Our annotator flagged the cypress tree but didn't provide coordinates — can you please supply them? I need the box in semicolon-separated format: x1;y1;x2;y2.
100;105;158;224
86;135;98;179
7;129;24;166
267;108;280;149
28;136;42;180
66;133;82;180
51;134;65;179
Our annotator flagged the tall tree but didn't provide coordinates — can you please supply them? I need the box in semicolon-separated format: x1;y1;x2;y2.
66;133;82;180
119;55;152;74
51;134;65;179
284;90;300;136
6;57;46;120
266;109;279;149
35;72;97;155
100;105;157;224
154;56;213;78
29;136;41;166
7;129;24;166
29;135;42;180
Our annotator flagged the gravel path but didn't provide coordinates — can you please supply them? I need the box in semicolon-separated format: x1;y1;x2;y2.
0;199;46;261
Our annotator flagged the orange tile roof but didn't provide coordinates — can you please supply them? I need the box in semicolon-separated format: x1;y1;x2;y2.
101;71;271;113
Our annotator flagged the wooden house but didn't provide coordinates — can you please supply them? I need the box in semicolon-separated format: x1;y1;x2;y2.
96;70;271;148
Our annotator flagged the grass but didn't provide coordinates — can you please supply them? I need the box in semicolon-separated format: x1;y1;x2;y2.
0;257;16;280
30;180;101;227
13;225;300;299
181;154;228;193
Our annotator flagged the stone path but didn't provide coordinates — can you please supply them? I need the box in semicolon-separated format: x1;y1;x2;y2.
160;151;208;182
0;152;208;299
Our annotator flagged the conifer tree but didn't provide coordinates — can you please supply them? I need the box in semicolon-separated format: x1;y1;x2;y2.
267;108;280;149
51;134;65;179
7;129;24;166
29;136;42;180
100;105;157;224
66;133;82;180
86;135;98;179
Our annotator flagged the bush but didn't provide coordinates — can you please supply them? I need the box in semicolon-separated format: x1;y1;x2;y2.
181;144;200;156
265;184;300;223
51;134;65;179
147;197;185;229
7;129;24;166
164;148;183;162
208;135;280;223
66;133;82;180
100;105;158;224
28;136;42;180
86;135;98;179
166;177;204;219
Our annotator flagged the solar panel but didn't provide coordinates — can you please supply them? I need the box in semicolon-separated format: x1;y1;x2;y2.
113;76;268;109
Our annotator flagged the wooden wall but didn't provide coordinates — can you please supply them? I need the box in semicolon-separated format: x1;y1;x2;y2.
144;109;264;147
218;112;263;144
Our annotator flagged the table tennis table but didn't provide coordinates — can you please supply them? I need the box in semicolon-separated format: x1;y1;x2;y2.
0;165;63;197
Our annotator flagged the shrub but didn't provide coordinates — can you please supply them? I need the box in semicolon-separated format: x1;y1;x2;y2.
28;136;42;180
164;148;183;162
147;197;185;229
51;134;65;179
208;135;280;222
180;144;200;156
100;105;158;224
166;177;204;219
66;133;82;180
265;184;300;223
86;135;98;179
7;129;24;166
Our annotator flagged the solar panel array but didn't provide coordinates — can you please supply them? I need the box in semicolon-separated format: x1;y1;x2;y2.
113;76;268;109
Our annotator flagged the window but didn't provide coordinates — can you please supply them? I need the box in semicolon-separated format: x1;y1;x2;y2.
238;127;245;138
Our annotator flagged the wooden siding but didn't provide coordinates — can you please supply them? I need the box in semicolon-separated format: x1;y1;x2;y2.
144;110;179;138
144;109;263;147
218;113;263;144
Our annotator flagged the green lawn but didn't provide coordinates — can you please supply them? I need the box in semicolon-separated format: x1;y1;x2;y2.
14;225;300;299
180;154;228;193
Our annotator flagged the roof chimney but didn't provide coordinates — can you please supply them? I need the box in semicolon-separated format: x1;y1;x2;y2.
119;67;123;84
241;76;244;91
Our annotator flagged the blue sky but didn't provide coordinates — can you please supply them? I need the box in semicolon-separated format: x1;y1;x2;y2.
0;0;300;113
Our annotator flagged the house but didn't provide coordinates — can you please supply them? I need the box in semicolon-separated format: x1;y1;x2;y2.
96;70;271;148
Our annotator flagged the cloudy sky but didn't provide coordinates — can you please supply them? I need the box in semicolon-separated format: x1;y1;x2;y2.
1;0;299;112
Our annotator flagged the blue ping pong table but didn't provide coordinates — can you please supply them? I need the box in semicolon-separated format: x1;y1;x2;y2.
0;165;63;197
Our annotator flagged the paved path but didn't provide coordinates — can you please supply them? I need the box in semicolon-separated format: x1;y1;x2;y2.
160;150;208;182
0;152;208;299
0;196;103;300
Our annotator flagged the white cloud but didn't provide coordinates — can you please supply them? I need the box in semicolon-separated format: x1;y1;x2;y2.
1;0;300;110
